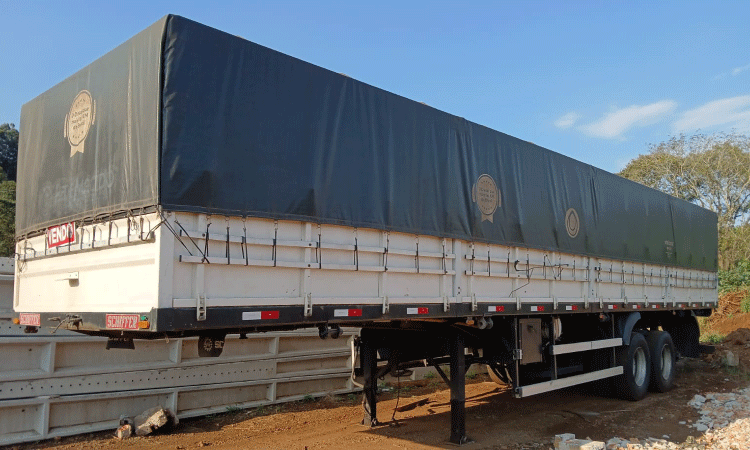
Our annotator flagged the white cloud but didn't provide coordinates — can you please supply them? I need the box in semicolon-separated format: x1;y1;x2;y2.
554;112;580;129
732;63;750;76
714;63;750;80
673;95;750;133
579;100;677;139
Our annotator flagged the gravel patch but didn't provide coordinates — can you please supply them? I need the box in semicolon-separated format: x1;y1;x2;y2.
555;387;750;450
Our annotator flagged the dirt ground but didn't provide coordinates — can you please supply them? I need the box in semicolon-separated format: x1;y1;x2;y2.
14;316;750;450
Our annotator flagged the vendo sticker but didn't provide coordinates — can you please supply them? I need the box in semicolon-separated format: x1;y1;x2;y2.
19;313;41;326
47;222;76;248
106;314;140;330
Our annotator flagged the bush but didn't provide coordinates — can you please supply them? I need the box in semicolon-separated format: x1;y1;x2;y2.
718;259;750;293
742;294;750;314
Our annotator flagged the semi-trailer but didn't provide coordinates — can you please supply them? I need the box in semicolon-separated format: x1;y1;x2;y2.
14;15;717;444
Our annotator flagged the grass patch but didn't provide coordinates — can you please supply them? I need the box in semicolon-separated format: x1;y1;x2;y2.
741;294;750;313
701;332;726;344
697;316;725;344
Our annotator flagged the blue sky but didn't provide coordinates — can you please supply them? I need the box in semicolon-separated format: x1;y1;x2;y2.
1;1;749;173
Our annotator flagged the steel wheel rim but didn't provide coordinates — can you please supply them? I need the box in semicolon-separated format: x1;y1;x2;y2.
633;347;647;386
660;344;672;380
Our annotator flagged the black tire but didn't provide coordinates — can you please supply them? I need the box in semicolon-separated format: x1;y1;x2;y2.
646;331;676;392
614;332;651;401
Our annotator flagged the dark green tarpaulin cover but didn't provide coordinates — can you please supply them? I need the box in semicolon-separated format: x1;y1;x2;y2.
18;15;718;270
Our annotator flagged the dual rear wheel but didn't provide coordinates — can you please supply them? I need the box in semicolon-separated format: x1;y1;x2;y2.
616;330;675;400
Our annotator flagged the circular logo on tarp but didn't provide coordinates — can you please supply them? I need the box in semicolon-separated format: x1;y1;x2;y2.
64;90;96;157
565;208;580;238
472;174;501;223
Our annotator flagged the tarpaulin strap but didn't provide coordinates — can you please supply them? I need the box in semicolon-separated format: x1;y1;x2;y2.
470;244;475;275
126;212;132;242
174;218;209;258
487;245;491;277
317;224;322;269
242;216;248;266
272;220;278;267
160;211;193;256
202;215;211;264
384;232;389;272
354;228;359;271
225;216;230;265
108;213;114;246
415;235;419;274
442;239;447;274
79;222;85;250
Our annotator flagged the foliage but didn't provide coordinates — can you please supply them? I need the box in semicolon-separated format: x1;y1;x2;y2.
701;332;726;345
718;260;750;293
619;132;750;269
0;123;18;182
741;295;750;314
719;224;750;269
0;180;15;257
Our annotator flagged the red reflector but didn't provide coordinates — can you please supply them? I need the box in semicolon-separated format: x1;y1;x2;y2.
418;307;429;315
571;305;578;311
535;306;544;312
349;309;363;317
261;311;279;320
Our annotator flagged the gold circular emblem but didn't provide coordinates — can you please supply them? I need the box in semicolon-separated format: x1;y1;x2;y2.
473;174;500;222
565;208;580;238
64;90;96;156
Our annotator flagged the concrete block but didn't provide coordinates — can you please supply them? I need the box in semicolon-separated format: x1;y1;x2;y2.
134;406;169;436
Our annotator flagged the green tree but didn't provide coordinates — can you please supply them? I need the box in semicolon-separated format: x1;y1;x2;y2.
0;180;15;257
0;123;19;181
619;132;750;270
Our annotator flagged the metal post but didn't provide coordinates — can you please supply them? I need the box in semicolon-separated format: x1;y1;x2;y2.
361;329;379;427
449;330;470;445
511;318;520;397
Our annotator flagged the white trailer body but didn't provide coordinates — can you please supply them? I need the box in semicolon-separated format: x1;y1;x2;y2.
14;211;717;335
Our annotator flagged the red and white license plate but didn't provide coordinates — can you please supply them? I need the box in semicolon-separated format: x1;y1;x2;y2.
19;313;41;326
47;222;76;248
106;314;140;330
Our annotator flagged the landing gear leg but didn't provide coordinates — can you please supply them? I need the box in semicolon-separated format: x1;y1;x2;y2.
361;328;379;427
449;330;471;445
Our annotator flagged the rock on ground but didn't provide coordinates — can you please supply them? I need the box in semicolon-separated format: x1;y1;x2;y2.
133;406;170;436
